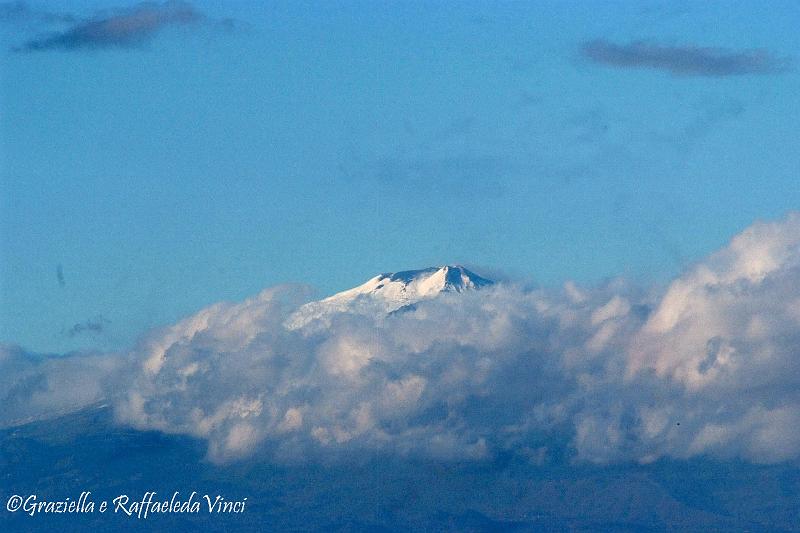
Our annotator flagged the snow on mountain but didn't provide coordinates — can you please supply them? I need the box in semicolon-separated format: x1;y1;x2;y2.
285;265;493;330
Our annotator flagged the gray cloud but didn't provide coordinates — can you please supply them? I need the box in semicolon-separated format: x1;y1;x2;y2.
582;39;790;76
14;1;204;52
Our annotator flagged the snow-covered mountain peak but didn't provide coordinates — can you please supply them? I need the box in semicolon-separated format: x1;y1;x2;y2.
344;265;493;300
286;265;493;330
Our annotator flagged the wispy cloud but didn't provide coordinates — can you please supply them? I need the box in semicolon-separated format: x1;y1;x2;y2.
13;1;206;52
582;39;791;76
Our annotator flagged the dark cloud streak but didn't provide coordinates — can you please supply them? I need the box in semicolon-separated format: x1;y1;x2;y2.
56;264;65;288
582;39;790;77
65;316;109;338
14;1;204;52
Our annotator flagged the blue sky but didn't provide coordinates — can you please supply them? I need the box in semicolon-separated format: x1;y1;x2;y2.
1;0;799;353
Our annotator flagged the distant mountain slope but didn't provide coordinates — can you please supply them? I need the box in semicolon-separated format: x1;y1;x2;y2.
2;405;798;532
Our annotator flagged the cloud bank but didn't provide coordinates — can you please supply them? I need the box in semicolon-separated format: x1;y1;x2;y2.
582;39;790;76
3;214;800;466
0;345;124;426
14;1;204;52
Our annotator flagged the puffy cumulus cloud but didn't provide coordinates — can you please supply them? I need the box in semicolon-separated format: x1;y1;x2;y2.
630;213;800;387
6;214;800;466
619;214;800;463
111;278;644;463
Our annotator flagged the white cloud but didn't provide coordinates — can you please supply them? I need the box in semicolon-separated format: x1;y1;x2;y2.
4;213;800;466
